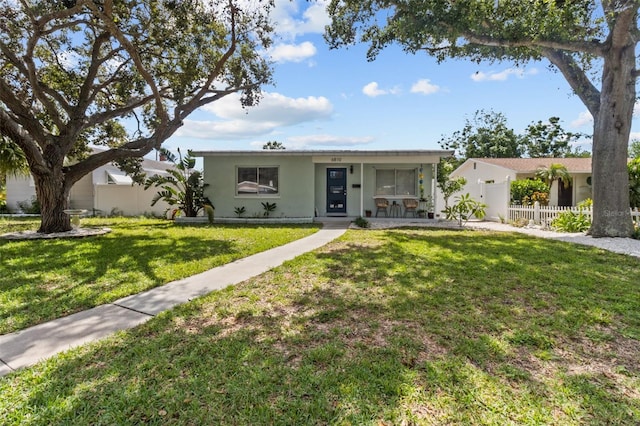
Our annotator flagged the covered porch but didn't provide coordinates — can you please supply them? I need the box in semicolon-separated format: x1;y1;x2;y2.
311;151;448;218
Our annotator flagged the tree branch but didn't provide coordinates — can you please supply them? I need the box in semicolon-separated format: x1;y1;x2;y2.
174;0;241;119
462;33;605;57
86;0;169;137
0;108;47;173
541;48;601;118
0;79;51;144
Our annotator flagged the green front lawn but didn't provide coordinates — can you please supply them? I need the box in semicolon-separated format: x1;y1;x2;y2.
0;217;319;334
1;228;639;424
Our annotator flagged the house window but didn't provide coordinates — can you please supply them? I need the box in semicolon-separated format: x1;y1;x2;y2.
106;170;133;185
236;166;279;195
375;169;416;196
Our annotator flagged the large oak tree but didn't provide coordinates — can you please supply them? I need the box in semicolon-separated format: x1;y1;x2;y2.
326;0;638;237
0;0;274;233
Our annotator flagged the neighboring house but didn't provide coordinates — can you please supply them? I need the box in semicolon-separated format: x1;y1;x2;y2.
192;150;452;220
450;157;593;221
6;156;174;216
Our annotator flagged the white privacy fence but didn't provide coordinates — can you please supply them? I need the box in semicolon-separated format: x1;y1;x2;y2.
508;202;640;226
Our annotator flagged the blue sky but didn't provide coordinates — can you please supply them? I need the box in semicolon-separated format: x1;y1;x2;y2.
165;0;639;154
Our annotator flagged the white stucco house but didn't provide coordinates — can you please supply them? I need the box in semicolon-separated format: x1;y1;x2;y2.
450;157;593;221
5;156;174;216
193;149;453;220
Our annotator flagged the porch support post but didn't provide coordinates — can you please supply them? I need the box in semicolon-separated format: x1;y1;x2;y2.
360;162;364;216
432;162;438;216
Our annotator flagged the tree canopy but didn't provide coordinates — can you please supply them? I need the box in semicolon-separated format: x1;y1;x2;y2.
0;0;274;232
438;109;521;159
630;140;640;159
521;117;587;158
439;110;589;161
263;141;286;150
326;0;638;237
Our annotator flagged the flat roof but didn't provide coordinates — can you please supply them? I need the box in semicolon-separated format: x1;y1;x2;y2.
192;149;454;157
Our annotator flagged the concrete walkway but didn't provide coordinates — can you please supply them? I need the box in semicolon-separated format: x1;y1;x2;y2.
0;223;349;377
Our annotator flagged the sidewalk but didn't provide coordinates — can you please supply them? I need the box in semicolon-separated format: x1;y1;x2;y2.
0;224;350;377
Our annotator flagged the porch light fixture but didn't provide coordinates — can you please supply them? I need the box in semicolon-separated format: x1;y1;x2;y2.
349;164;354;174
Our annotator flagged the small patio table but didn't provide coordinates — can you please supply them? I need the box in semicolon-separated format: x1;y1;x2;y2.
389;201;401;218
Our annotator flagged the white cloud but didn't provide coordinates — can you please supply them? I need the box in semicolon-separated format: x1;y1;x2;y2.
363;82;385;97
271;0;330;40
470;67;539;82
572;101;640;133
267;41;317;63
177;119;276;140
629;131;640;141
571;111;593;128
176;92;333;140
410;79;441;95
362;82;400;97
285;134;375;148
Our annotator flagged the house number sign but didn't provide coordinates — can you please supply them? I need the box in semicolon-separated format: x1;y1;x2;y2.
331;157;342;162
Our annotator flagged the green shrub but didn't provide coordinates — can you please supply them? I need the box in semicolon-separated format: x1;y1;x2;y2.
261;202;277;217
523;191;549;206
110;207;124;217
17;196;40;214
353;216;369;228
552;211;591;233
511;179;549;205
234;206;246;217
204;204;215;224
444;193;487;226
629;158;640;208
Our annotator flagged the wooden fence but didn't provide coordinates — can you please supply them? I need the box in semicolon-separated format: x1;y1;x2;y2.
508;203;640;227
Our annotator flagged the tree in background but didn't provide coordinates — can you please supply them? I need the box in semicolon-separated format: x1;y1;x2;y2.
325;1;637;237
436;159;467;209
144;148;211;218
629;158;640;209
0;0;274;233
438;110;521;159
263;141;286;150
520;117;587;158
630;140;640;159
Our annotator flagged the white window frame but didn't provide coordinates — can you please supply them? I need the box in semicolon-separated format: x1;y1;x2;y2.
236;166;279;196
375;168;417;196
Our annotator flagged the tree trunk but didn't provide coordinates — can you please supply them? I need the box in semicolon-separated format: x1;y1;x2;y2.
590;45;635;238
33;169;72;233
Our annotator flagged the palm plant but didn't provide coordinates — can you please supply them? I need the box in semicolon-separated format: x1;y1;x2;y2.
535;163;572;189
144;148;212;218
0;136;29;178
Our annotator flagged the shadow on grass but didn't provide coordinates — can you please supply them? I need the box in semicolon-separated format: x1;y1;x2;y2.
1;228;638;424
0;231;235;334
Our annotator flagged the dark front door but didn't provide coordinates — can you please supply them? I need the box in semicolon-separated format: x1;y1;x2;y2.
557;178;573;207
326;168;347;215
